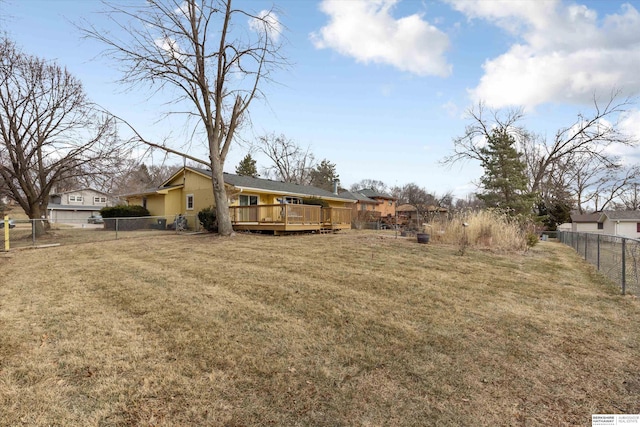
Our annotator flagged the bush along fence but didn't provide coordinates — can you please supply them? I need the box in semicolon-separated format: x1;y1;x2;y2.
1;214;202;251
558;231;640;296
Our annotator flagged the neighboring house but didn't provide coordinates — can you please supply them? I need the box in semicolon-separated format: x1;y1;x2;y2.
570;213;602;233
124;166;355;233
597;211;640;239
339;188;398;226
339;190;379;221
48;188;116;223
357;189;397;218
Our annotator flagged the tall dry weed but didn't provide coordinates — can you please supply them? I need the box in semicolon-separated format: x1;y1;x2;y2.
429;210;529;252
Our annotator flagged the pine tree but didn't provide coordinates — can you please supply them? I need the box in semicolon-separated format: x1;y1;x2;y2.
309;159;339;192
477;129;534;215
235;154;258;178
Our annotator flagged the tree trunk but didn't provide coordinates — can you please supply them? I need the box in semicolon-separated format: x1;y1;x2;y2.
210;160;233;236
28;204;47;237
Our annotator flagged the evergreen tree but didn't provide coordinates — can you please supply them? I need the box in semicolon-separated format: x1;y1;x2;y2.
235;154;259;178
477;129;534;215
309;159;339;192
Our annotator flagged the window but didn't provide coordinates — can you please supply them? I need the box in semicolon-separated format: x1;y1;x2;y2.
284;197;301;204
637;222;640;233
186;194;194;210
597;222;603;230
94;196;107;204
69;195;83;203
239;195;258;206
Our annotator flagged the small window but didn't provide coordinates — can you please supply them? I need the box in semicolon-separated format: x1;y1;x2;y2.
69;195;83;203
637;222;640;233
186;194;194;210
597;222;603;230
94;196;107;204
284;197;301;204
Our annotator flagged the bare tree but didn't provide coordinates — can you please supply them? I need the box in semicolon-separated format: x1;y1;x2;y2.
82;0;285;236
0;37;121;235
618;181;640;211
350;179;388;193
443;93;637;207
254;133;316;184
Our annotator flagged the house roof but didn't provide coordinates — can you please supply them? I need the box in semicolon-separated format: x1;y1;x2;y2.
51;188;111;196
598;210;640;222
338;190;377;204
356;188;396;200
163;167;356;203
396;204;417;212
570;213;601;223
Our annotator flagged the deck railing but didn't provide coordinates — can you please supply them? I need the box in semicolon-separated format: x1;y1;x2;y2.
229;204;322;225
322;207;352;225
229;204;351;227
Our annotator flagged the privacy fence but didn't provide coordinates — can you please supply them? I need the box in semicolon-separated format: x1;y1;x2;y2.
2;215;202;251
558;231;640;296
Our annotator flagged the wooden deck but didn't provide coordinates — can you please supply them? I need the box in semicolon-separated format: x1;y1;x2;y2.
230;204;351;234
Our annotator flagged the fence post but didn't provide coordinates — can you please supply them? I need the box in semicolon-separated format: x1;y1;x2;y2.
585;234;588;260
32;220;36;246
3;215;9;251
597;234;600;271
116;218;119;240
622;238;626;295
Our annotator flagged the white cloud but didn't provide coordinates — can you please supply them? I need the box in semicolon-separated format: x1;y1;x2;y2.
441;100;459;117
249;10;282;43
310;0;451;77
154;37;184;62
446;0;640;108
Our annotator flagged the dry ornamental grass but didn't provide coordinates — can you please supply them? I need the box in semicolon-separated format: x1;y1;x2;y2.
0;230;639;426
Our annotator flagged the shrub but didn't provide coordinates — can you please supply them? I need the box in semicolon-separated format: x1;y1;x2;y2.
100;205;150;218
198;206;218;232
526;232;539;248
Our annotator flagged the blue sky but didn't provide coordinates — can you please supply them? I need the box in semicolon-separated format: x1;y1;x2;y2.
3;0;640;198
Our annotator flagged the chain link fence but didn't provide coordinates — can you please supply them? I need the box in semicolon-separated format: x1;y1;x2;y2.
2;214;202;251
558;231;640;296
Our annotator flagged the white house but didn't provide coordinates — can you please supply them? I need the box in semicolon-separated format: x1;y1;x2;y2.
48;188;117;223
570;213;602;233
597;211;640;239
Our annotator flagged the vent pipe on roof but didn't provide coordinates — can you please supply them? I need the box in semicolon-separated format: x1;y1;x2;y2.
332;178;339;195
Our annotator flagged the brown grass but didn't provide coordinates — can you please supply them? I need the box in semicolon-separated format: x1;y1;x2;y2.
428;210;531;252
1;231;639;425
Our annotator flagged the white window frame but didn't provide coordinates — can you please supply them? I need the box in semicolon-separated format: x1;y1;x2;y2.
239;194;259;206
186;194;194;210
69;195;83;203
94;196;107;204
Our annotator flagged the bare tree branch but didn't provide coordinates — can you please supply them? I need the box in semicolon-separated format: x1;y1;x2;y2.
80;0;286;235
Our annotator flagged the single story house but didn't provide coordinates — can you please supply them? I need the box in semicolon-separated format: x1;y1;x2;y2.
569;213;602;233
597;211;640;239
47;188;116;223
124;166;355;233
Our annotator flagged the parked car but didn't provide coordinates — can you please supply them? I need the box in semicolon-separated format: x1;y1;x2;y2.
0;219;16;229
87;215;104;224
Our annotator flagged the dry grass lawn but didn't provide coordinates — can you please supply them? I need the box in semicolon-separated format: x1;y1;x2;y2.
1;231;639;426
